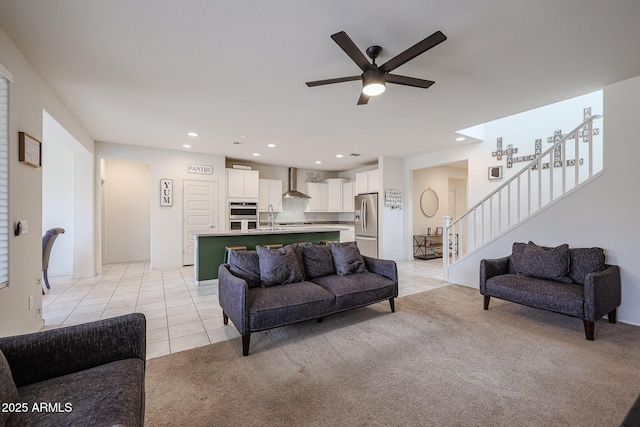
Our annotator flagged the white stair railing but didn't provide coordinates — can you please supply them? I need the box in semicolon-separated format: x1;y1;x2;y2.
443;114;602;280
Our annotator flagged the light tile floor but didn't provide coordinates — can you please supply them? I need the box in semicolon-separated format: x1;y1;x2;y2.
43;258;446;359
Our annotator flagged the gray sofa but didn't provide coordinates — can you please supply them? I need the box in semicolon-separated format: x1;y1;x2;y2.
0;313;146;427
218;242;398;356
480;242;621;340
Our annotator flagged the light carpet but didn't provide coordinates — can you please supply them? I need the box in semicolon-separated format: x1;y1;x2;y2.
145;285;640;426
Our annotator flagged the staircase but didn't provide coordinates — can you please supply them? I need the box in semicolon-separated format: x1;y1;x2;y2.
442;114;603;280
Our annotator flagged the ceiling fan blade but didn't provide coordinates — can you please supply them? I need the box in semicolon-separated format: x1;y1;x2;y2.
386;74;435;89
331;31;371;71
379;31;447;73
357;92;369;105
306;75;361;87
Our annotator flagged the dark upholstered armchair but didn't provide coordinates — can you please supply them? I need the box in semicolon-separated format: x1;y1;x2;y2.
0;313;146;426
42;227;65;290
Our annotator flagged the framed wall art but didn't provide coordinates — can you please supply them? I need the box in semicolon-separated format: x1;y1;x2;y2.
488;166;502;180
18;131;41;167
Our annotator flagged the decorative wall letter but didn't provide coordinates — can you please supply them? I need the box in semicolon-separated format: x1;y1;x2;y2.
160;179;173;206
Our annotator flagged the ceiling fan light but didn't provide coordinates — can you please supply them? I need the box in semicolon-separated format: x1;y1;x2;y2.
363;82;385;96
362;69;386;97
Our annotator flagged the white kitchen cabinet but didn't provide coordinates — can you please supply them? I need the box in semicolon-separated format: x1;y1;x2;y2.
355;169;379;195
259;179;283;212
342;181;355;212
305;182;328;211
227;169;259;200
340;227;355;242
325;178;344;212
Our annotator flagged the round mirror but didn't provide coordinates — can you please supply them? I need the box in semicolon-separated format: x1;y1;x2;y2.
420;188;439;218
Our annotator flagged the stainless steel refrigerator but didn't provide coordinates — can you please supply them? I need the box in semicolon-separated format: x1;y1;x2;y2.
354;193;378;258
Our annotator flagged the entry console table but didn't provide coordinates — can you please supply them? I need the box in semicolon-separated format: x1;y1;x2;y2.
413;234;458;260
413;234;443;260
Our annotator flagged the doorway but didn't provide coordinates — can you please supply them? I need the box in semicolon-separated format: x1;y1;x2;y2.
42;111;94;278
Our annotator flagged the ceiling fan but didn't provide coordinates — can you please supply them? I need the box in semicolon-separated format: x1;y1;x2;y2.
306;30;447;105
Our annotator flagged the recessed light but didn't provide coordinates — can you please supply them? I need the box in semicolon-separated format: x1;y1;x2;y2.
456;137;466;142
315;161;322;164
336;154;343;158
267;143;276;148
182;144;191;148
252;153;260;156
187;132;198;137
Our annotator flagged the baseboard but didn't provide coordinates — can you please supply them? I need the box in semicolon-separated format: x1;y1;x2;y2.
195;279;218;287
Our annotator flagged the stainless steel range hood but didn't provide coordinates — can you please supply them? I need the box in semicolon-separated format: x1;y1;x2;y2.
282;167;310;199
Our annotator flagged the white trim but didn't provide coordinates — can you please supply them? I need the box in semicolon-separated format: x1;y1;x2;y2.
0;63;13;82
194;278;218;287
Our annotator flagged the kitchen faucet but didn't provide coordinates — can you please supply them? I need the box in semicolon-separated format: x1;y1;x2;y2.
267;204;274;231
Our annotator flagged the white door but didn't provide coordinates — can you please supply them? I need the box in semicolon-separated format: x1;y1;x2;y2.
183;180;217;265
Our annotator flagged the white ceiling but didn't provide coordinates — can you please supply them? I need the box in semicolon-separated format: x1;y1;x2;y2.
1;1;639;171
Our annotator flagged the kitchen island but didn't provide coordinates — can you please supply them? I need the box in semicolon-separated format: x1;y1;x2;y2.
194;227;345;282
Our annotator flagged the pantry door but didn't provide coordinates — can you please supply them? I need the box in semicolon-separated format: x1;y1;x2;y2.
183;180;217;265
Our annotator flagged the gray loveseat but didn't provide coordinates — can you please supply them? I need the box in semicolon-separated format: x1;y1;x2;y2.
0;313;146;426
480;242;621;340
218;242;398;356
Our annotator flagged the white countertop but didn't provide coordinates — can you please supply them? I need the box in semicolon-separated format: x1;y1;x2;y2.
195;225;349;237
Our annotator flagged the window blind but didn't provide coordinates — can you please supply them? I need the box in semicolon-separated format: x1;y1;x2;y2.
0;76;8;288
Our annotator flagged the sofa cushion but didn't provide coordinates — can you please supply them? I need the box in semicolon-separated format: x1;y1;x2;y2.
228;250;261;288
569;247;605;285
256;245;305;287
1;350;18;427
518;242;571;282
330;242;367;276
311;272;396;311
9;358;144;427
485;274;585;318
301;244;336;279
248;281;335;331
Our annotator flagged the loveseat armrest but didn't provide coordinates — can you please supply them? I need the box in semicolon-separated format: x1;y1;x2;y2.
479;256;511;294
362;256;398;284
583;264;621;322
0;313;146;388
218;264;250;335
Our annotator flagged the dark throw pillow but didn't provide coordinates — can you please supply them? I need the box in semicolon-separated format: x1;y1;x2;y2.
330;241;367;276
301;244;336;279
0;350;18;427
569;247;605;285
509;242;527;274
519;241;571;282
228;250;261;288
256;245;305;287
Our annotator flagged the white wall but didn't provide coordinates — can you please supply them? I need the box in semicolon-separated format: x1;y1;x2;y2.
466;91;603;207
96;142;226;269
102;159;151;264
379;156;404;260
447;75;640;326
0;25;95;336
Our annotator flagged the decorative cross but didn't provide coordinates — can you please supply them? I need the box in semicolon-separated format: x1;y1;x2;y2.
492;137;519;165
